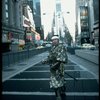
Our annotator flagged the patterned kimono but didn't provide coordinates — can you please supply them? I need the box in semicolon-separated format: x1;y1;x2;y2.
47;44;68;89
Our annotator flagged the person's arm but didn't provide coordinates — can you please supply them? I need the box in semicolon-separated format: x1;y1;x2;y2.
42;52;53;64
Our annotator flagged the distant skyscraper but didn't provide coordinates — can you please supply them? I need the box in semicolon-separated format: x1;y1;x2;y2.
33;0;44;39
56;3;61;12
56;0;61;12
33;0;41;27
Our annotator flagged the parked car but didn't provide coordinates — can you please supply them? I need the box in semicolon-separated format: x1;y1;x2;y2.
81;43;96;50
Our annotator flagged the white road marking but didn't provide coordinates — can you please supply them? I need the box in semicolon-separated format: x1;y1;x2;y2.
8;78;98;81
2;91;99;96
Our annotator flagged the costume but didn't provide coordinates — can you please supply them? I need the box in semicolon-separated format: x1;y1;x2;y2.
44;35;68;100
47;44;68;89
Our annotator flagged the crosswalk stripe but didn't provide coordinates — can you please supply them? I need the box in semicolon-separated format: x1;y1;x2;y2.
24;70;85;72
33;65;79;67
2;91;99;96
9;78;98;80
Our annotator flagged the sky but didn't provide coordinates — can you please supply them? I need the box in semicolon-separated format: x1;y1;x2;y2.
41;0;76;41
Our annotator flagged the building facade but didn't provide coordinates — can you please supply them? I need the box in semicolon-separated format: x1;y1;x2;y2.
2;0;25;52
75;0;90;45
23;0;41;48
33;0;44;40
92;0;99;48
88;0;94;44
2;0;42;52
75;0;99;47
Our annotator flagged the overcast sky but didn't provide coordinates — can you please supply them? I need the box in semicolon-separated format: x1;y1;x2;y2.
41;0;76;41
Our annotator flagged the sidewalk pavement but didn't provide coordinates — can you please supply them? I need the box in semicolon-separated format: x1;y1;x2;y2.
2;52;48;82
2;50;99;82
68;53;99;79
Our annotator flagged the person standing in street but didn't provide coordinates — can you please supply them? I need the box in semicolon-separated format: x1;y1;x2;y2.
42;35;68;100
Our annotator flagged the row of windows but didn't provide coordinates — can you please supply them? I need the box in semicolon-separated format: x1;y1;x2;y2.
3;2;23;27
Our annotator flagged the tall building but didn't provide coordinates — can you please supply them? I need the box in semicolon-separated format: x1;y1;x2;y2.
87;0;99;47
88;0;94;44
55;0;66;39
33;0;44;40
92;0;99;48
2;0;24;52
23;0;41;47
56;0;61;12
75;0;90;45
75;0;99;47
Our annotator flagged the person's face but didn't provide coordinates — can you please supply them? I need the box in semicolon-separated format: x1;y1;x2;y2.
52;39;59;46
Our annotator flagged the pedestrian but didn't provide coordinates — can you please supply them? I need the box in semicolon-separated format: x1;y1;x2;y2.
42;35;68;100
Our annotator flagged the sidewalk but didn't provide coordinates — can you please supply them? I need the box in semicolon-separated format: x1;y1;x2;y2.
2;50;99;82
68;53;99;79
2;52;48;82
75;49;99;64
